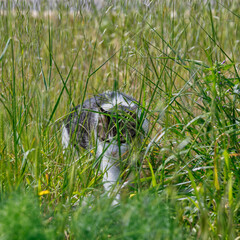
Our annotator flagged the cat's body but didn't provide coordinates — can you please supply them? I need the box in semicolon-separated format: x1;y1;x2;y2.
62;91;148;204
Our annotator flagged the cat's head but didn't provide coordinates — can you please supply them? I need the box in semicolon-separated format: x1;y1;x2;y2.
97;106;148;147
97;108;137;144
95;91;148;148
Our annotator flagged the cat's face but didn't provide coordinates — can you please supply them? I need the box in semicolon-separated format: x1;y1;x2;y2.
97;109;137;144
95;91;148;149
95;108;140;159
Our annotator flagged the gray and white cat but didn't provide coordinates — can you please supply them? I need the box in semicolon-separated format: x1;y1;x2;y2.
62;91;148;204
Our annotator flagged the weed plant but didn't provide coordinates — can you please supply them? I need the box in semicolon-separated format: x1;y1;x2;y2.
0;0;239;239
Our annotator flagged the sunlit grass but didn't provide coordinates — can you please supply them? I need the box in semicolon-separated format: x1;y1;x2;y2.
0;0;239;239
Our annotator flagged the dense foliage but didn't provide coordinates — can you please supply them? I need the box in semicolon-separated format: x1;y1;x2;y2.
0;0;239;239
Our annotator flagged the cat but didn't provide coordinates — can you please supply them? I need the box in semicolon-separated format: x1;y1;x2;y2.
62;91;148;204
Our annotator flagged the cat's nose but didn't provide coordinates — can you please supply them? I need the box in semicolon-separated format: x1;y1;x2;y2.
111;150;118;157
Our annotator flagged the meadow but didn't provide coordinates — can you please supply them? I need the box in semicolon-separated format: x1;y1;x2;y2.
0;0;239;239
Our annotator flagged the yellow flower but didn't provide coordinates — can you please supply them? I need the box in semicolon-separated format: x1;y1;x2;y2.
129;193;136;198
38;190;50;196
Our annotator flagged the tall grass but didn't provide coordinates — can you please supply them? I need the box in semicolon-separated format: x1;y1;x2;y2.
0;0;239;239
